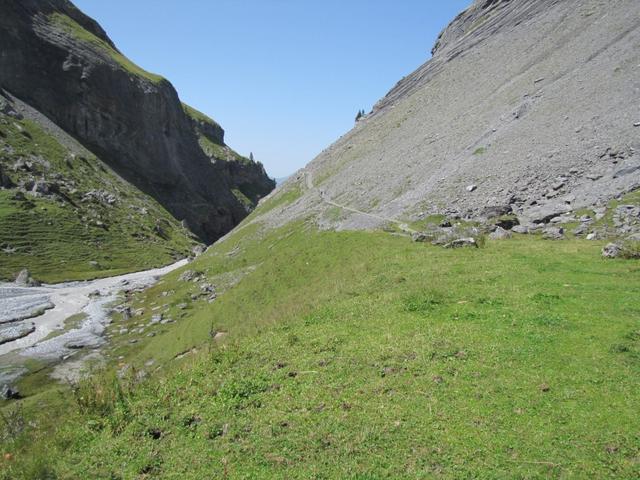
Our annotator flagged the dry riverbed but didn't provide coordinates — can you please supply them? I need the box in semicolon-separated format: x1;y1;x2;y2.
0;260;187;393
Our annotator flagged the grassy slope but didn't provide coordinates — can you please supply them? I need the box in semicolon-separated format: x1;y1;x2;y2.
2;218;639;478
0;112;197;282
48;13;164;84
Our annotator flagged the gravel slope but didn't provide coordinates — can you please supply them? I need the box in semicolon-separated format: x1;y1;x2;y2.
256;0;640;232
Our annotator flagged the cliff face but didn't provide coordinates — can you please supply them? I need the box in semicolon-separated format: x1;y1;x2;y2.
253;0;640;234
0;0;274;243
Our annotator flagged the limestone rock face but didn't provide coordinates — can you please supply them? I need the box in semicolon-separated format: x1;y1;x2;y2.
0;0;274;243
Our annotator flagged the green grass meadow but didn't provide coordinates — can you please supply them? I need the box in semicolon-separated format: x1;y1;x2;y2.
2;220;639;478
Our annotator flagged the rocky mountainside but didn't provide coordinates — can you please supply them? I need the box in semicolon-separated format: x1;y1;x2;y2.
0;89;199;282
0;0;274;245
255;0;639;238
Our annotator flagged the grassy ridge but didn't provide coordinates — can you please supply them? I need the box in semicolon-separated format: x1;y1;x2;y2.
48;13;164;83
2;220;639;478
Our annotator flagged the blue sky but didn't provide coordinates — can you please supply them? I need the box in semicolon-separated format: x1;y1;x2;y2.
73;0;471;178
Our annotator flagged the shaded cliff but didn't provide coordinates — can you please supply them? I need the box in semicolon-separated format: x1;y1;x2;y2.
0;0;274;243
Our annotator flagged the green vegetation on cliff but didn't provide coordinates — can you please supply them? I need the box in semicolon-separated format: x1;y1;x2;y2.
0;110;197;282
182;103;222;131
2;218;639;478
48;13;164;83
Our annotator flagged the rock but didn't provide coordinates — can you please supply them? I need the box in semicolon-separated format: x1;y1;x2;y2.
0;322;36;345
411;232;430;243
150;314;163;325
511;225;529;234
626;233;640;242
634;122;640;127
489;227;511;240
586;233;597;240
192;245;205;257
15;269;39;287
613;165;640;179
602;243;622;258
573;224;588;236
466;185;477;192
213;331;228;341
494;216;518;230
1;384;21;400
443;238;478;249
179;270;197;282
0;164;14;188
542;226;565;240
177;303;188;310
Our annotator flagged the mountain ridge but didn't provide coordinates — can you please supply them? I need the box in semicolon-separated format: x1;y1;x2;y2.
0;0;274;244
255;0;639;237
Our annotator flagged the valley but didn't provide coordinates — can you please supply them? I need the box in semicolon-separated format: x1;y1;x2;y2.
1;0;640;478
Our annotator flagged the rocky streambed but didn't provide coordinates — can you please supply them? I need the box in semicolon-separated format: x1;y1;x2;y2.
0;260;187;394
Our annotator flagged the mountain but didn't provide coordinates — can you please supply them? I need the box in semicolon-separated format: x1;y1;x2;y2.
256;0;639;235
0;0;274;262
4;1;640;478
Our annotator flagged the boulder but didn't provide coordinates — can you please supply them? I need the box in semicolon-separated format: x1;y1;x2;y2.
602;243;622;258
481;205;512;218
1;384;21;400
573;223;588;236
411;232;430;243
542;226;565;240
0;165;14;188
443;238;478;249
15;269;39;287
489;227;512;240
511;225;529;234
179;270;197;282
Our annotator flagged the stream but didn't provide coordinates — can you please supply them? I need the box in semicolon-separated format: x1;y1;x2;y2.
0;259;187;390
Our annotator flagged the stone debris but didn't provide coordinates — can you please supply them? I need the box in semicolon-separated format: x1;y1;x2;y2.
602;243;622;258
542;226;565;240
444;238;478;249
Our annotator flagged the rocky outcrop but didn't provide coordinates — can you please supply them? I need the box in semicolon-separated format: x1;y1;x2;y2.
0;0;274;243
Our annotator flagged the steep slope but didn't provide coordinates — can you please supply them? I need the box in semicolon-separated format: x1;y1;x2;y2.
0;90;198;282
0;0;274;244
255;0;640;233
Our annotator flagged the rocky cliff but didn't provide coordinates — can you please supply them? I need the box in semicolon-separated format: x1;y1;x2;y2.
0;0;274;243
253;0;640;238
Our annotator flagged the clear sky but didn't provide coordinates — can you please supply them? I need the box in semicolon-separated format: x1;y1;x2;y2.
73;0;472;178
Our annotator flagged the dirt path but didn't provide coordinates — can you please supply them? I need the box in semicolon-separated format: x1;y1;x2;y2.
306;171;417;234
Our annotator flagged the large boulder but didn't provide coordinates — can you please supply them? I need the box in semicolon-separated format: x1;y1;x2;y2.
15;269;40;287
602;243;622;258
542;226;565;240
489;227;512;240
